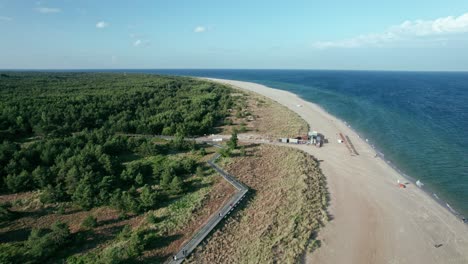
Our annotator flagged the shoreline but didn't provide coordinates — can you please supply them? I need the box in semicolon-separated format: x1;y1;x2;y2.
204;77;468;264
208;77;466;220
328;112;465;220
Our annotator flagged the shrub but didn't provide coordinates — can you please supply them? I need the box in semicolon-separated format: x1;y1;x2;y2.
81;215;98;229
26;221;71;260
227;131;238;150
199;148;207;156
218;147;231;158
146;213;157;224
239;146;246;157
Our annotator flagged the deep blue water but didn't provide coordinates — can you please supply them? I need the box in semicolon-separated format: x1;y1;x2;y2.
57;69;468;217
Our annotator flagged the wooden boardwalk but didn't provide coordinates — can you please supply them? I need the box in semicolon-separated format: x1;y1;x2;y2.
117;134;249;262
167;144;248;263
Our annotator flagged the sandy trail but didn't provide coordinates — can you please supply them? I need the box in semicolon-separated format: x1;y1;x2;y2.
206;78;468;264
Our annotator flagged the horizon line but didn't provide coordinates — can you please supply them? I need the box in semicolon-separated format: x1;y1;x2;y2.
1;68;468;73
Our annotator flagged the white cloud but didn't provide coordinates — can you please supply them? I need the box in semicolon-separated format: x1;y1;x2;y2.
35;7;61;14
0;16;12;22
313;12;468;49
194;26;206;33
133;39;150;47
96;21;109;29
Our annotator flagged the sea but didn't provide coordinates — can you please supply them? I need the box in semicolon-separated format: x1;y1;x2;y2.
62;69;468;218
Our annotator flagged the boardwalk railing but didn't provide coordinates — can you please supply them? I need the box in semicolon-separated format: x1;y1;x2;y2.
167;146;248;264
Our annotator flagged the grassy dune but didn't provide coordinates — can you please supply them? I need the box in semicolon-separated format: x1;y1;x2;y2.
222;88;309;138
189;144;328;263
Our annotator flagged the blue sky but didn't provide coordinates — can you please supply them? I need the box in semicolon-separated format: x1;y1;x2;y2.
1;0;468;70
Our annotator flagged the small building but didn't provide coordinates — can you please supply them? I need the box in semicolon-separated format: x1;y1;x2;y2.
308;131;318;137
289;138;299;144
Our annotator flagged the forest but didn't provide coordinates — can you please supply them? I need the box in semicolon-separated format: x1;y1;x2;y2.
0;72;234;263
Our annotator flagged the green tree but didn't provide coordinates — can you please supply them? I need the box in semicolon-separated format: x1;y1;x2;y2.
32;166;51;189
120;188;140;213
5;170;31;192
26;221;70;260
139;185;157;211
72;175;96;210
160;169;173;188
135;173;144;186
227;130;238;150
170;176;183;194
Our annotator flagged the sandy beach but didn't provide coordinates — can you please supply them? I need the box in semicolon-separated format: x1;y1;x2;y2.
206;78;468;264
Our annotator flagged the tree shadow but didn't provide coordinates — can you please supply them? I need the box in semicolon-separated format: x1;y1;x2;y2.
0;227;32;243
96;212;140;226
141;253;172;264
148;215;167;224
138;233;183;263
51;225;128;261
144;233;183;251
11;207;56;220
185;178;211;192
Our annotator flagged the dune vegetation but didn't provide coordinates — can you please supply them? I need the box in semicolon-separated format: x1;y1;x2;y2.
219;86;309;138
189;144;328;263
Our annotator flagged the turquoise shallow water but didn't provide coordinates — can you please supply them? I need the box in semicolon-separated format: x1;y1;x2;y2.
62;69;468;218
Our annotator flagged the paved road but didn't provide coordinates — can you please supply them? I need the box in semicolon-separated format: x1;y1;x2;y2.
167;145;248;264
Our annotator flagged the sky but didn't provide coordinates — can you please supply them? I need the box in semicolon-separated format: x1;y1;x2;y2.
1;0;468;71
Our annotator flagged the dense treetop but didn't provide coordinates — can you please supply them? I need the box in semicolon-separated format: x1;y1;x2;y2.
0;72;233;139
0;73;233;207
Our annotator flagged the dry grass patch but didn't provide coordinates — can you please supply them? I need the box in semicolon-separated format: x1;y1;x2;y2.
221;89;308;139
189;144;328;263
140;173;236;262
